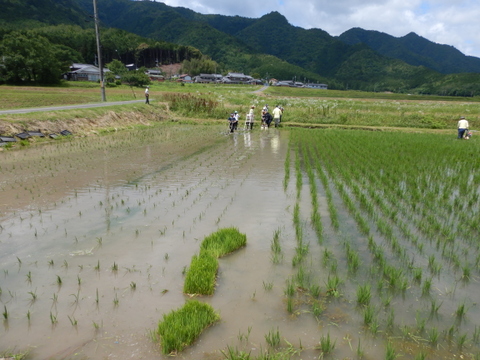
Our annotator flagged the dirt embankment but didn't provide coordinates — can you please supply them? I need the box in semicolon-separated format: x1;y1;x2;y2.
0;108;170;138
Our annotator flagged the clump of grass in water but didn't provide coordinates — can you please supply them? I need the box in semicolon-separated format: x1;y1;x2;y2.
183;252;218;295
199;227;246;258
156;300;219;354
317;332;336;355
184;228;246;295
265;327;281;348
356;284;371;306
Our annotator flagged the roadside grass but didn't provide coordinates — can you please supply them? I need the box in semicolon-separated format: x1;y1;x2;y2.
156;299;219;354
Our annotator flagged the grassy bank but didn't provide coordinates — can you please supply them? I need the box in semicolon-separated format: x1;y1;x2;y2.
1;83;480;139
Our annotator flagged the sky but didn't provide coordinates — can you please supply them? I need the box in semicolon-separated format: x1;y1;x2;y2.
155;0;480;58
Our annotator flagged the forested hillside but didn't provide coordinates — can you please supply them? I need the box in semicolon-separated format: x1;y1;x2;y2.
338;28;480;74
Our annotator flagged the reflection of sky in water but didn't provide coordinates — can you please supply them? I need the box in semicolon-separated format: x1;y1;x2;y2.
271;134;280;153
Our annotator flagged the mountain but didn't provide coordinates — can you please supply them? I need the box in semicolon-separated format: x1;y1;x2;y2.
0;0;90;28
338;28;480;74
2;0;480;94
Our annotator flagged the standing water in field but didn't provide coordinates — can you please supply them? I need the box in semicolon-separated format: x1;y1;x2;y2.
2;125;480;360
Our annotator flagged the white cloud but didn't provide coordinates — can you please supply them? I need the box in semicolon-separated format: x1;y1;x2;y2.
158;0;480;57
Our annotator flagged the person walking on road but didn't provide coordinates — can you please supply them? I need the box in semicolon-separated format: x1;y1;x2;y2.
145;86;150;104
458;116;469;139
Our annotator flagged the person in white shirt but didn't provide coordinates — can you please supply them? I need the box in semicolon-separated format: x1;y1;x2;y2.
245;105;255;130
272;105;283;128
458;116;469;139
145;86;150;104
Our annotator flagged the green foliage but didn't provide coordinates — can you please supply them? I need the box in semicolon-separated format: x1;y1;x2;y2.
156;299;219;354
181;56;219;76
0;30;71;84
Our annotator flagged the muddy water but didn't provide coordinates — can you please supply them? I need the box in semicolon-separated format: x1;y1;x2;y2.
3;124;479;360
1;125;329;359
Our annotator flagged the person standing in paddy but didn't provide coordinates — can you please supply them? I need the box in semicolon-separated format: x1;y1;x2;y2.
245;105;255;130
272;105;282;128
457;116;469;139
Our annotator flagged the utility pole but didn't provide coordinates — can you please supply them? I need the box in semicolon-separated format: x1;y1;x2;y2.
93;0;106;101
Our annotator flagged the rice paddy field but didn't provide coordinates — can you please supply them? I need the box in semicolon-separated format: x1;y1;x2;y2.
1;86;480;359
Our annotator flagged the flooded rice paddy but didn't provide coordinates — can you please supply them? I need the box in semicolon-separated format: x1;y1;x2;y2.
1;124;480;359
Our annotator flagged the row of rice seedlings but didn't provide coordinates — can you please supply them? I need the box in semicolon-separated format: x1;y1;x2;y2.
291;129;480;355
283;133;291;192
303;143;323;243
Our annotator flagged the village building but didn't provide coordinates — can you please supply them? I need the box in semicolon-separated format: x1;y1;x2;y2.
66;63;109;82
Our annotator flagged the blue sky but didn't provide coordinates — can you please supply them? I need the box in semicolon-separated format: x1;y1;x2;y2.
157;0;480;58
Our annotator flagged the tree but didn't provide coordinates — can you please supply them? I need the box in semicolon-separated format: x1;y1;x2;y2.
0;31;70;84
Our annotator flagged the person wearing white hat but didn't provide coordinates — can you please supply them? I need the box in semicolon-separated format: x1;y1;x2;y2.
145;86;150;104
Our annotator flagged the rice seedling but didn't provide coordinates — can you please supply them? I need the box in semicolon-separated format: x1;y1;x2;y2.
422;277;432;296
312;300;324;318
28;289;37;303
356;284;371;306
287;297;294;314
430;299;442;316
309;283;321;298
156;299;219;354
111;262;118;272
363;305;375;326
50;311;58;325
263;281;273;291
385;341;397;360
113;293;119;307
2;305;8;320
68;315;78;326
457;333;468;351
221;346;252;360
130;281;136;290
94;260;100;271
455;302;467;319
56;275;62;286
265;327;281;348
285;278;295;297
237;326;252;343
356;339;365;358
317;332;336;355
428;327;439;345
325;275;341;297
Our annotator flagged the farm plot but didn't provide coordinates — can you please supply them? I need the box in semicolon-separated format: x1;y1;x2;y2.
287;128;480;359
1;125;480;360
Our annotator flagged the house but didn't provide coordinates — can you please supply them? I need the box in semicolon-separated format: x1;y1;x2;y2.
194;74;223;83
66;63;109;82
306;83;328;89
222;72;253;84
177;74;193;83
146;69;164;81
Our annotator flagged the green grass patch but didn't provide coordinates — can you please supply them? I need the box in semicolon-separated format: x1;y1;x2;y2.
156;299;219;354
184;227;246;295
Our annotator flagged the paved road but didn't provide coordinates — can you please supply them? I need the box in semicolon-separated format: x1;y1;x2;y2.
0;99;146;115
